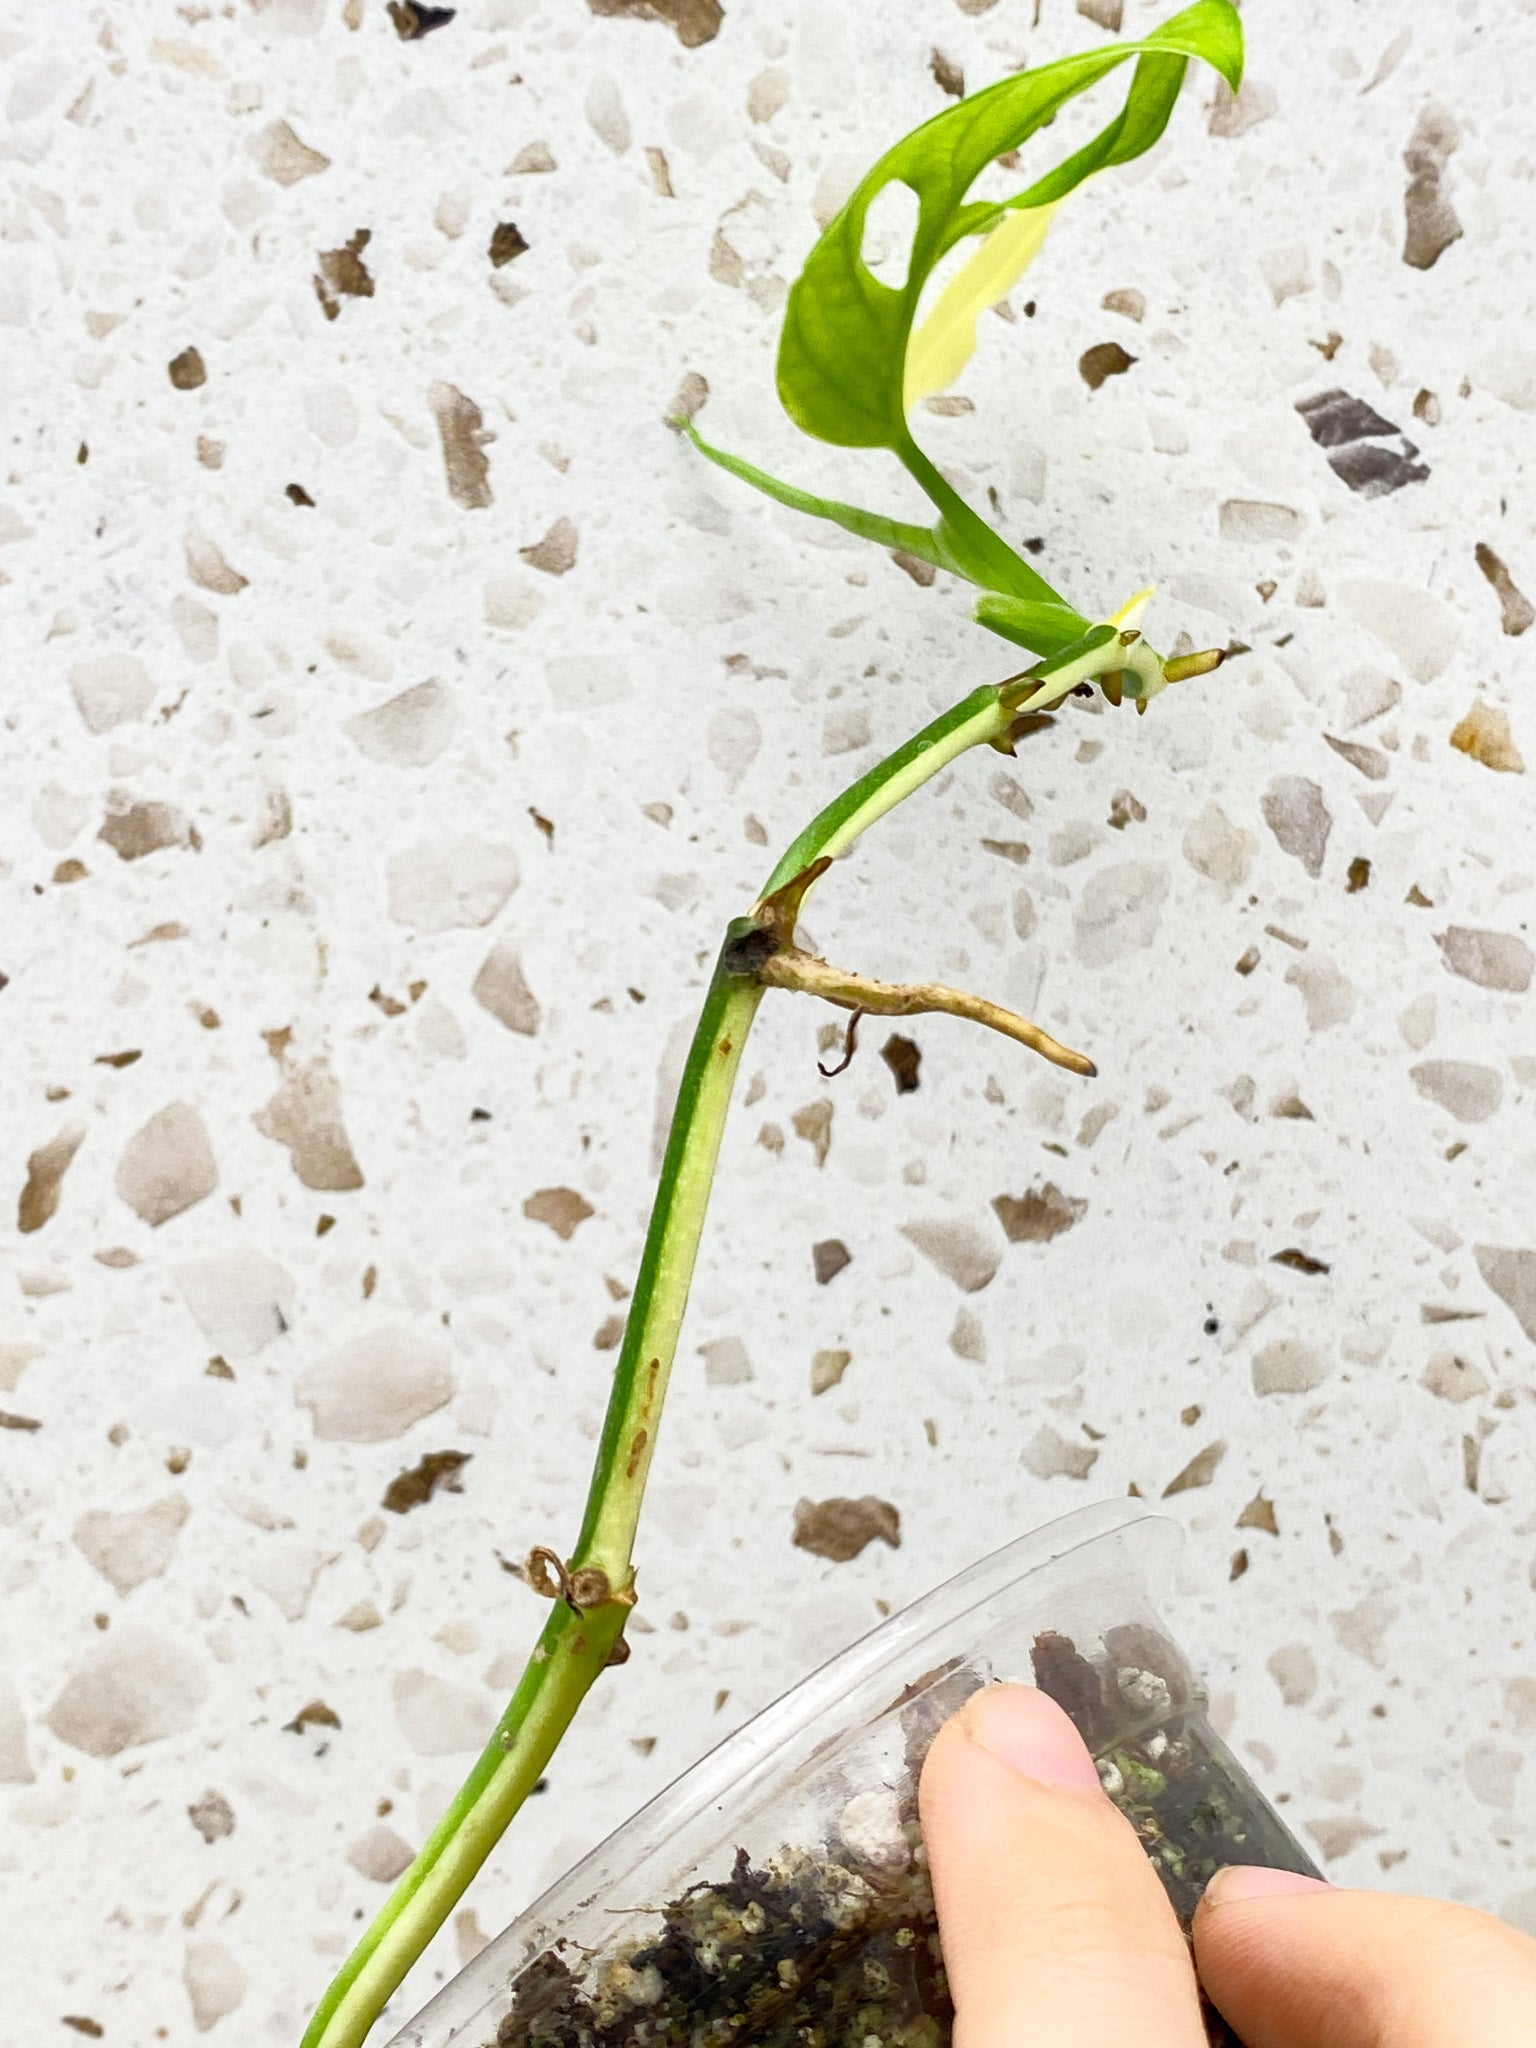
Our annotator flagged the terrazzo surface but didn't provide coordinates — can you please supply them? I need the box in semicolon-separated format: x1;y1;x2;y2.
2;0;1535;2039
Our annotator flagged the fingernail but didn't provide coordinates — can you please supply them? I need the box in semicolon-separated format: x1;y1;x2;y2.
961;1685;1104;1794
1204;1865;1332;1907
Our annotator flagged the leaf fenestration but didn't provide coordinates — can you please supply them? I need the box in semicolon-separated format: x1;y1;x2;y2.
775;4;1242;452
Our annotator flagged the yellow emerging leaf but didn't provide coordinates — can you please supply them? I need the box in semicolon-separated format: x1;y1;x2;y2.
1107;585;1155;630
903;201;1060;410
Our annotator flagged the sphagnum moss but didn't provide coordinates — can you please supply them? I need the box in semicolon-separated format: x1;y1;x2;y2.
485;1616;1306;2048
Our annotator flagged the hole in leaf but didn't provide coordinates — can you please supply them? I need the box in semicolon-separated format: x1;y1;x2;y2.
859;180;920;289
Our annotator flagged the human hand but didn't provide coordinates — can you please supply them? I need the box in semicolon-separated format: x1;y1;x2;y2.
918;1684;1536;2046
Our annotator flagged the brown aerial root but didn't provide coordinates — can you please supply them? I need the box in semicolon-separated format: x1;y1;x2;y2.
756;945;1096;1078
746;856;1095;1075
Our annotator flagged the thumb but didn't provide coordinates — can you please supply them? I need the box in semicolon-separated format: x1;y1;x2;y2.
1194;1865;1536;2047
918;1685;1206;2048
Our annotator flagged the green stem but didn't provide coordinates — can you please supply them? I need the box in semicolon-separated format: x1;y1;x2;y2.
298;678;1026;2048
298;1599;623;2048
896;431;1072;615
764;684;1006;896
574;953;764;1571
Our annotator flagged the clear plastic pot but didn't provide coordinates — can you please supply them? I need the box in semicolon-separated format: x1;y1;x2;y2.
389;1500;1318;2048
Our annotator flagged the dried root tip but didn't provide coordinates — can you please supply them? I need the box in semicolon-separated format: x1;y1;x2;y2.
524;1546;567;1602
817;1007;863;1077
758;946;1096;1078
1161;646;1225;685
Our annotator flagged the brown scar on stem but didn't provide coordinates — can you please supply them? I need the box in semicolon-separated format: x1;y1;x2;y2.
752;855;834;943
567;1565;614;1610
525;1551;598;1612
526;1546;637;1615
625;1427;648;1479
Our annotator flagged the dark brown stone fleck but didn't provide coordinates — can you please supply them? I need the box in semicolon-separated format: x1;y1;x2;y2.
1079;341;1135;390
1162;1440;1226;1497
1236;1490;1279;1536
387;0;456;35
428;382;494;510
99;800;193;862
812;1238;851;1285
792;1495;900;1562
168;347;206;390
992;1182;1086;1243
490;221;530;268
383;1449;471;1513
314;230;374;321
880;1033;921;1094
890;549;936;587
523;1186;594;1240
1271;1093;1314;1120
520;517;578;574
283;1698;341;1734
587;0;722;47
1271;1247;1330;1275
929;48;964;97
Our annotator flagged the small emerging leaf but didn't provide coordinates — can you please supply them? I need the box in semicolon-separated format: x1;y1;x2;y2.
1107;585;1155;630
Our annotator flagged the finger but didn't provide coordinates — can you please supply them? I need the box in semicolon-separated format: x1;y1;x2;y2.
918;1685;1207;2048
1195;1865;1536;2048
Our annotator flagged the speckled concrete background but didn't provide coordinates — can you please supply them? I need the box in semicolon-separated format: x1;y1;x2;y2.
3;0;1535;2039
